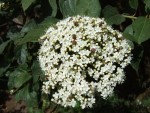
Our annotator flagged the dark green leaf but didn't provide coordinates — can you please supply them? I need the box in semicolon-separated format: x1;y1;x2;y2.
102;5;125;25
0;68;5;77
20;45;28;64
49;0;57;17
17;17;58;45
15;84;38;107
129;0;138;9
21;20;37;33
59;0;101;17
32;82;40;91
7;32;24;40
0;40;11;54
141;97;150;107
35;109;43;113
11;20;36;45
15;84;29;101
131;48;143;73
123;25;136;42
28;108;43;113
26;91;38;106
31;60;44;83
15;44;28;64
28;107;34;113
0;65;10;77
8;64;31;89
21;0;35;11
17;28;42;44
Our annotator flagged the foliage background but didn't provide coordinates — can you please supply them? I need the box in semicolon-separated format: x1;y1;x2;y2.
0;0;150;113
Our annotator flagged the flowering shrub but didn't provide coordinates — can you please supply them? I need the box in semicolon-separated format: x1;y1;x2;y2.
38;15;132;109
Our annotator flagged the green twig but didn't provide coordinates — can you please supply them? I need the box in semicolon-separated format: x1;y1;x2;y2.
122;14;137;19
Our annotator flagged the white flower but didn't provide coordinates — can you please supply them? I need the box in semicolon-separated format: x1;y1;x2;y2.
38;15;132;109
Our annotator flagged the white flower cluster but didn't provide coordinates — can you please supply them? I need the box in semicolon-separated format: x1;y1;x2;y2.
38;15;132;109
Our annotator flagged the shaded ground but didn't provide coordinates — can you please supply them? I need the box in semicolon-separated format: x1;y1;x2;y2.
0;93;27;113
0;78;27;113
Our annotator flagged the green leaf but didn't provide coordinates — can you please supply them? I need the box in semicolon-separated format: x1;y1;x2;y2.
15;44;28;64
124;17;150;44
123;25;136;42
131;47;143;73
0;65;10;77
49;0;57;17
141;97;150;107
12;20;36;45
28;108;43;113
102;5;125;25
8;64;31;89
143;0;150;12
15;84;29;101
129;0;138;9
20;45;28;64
0;40;11;54
21;0;35;11
15;84;38;107
76;0;101;17
17;28;41;44
21;20;37;33
7;32;24;40
26;91;38;106
35;109;43;113
59;0;101;17
0;69;4;77
132;17;150;44
31;60;44;83
17;17;58;45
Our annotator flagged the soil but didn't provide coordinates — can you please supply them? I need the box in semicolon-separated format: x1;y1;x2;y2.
0;93;27;113
0;79;27;113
